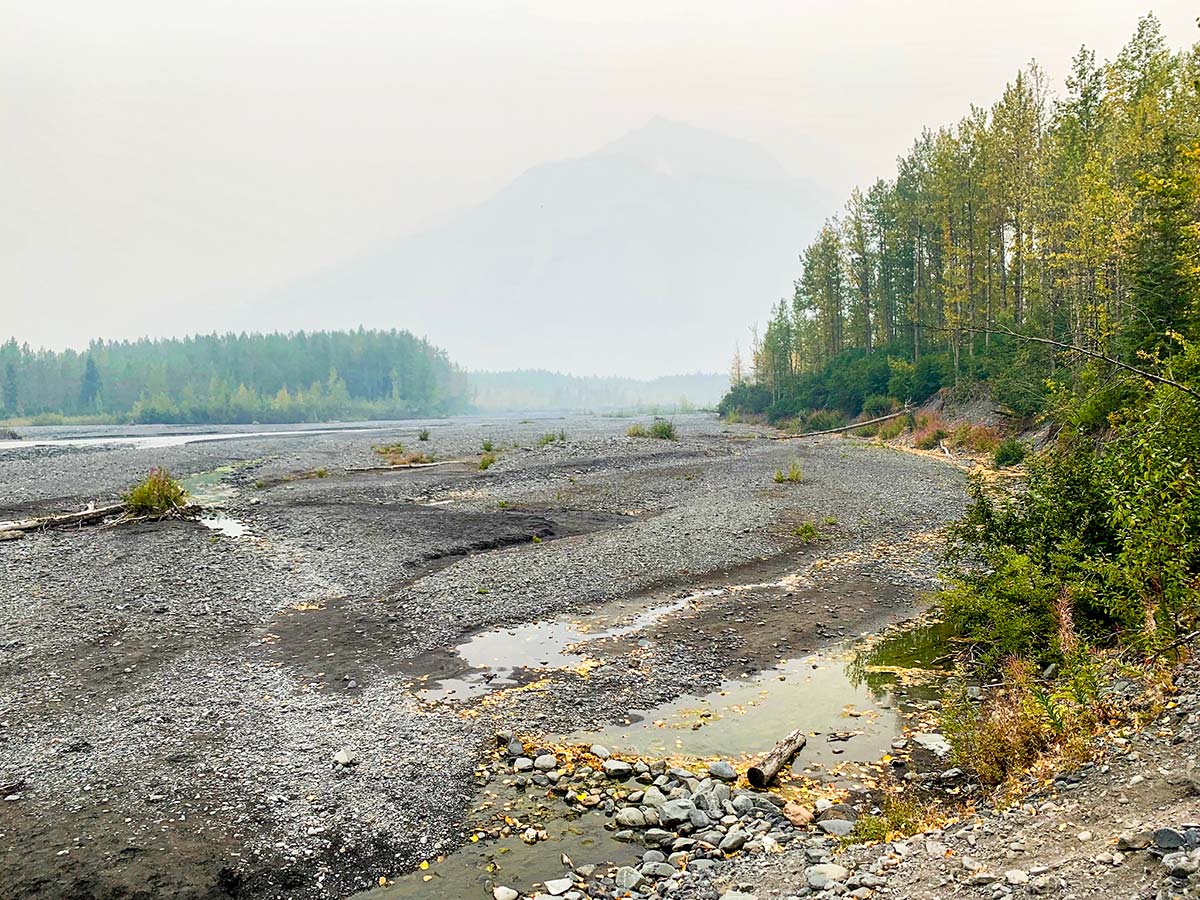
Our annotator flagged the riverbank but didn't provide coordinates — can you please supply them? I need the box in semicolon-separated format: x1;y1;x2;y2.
0;414;966;899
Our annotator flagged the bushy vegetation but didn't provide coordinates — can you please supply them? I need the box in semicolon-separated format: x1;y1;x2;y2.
774;460;804;484
418;428;430;441
794;521;819;544
481;438;495;453
536;431;567;446
479;453;497;470
374;442;434;465
627;418;677;440
992;437;1026;468
123;467;189;516
0;330;469;424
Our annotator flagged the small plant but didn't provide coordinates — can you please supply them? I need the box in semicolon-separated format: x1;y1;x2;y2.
418;428;430;441
315;467;327;478
497;500;509;508
993;437;1027;468
123;467;189;516
649;418;677;440
627;423;649;438
773;459;804;483
822;516;838;526
557;429;567;442
476;587;489;595
531;534;542;544
254;479;266;490
794;521;819;544
479;453;497;470
374;442;404;456
846;795;932;844
537;432;559;446
481;438;495;453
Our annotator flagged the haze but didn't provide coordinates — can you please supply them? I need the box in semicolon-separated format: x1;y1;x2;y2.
4;0;1197;376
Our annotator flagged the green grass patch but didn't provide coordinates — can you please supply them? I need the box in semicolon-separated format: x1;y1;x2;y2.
124;467;189;515
773;460;804;483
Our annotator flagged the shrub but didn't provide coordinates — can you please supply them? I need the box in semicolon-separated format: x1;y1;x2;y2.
649;418;677;440
481;438;495;453
627;423;649;438
315;467;328;478
846;795;931;844
479;453;497;470
794;521;819;544
537;432;558;446
774;460;804;484
913;413;949;449
418;428;430;441
949;423;1002;454
878;417;906;440
861;394;896;418
123;467;189;515
993;437;1026;468
803;410;847;433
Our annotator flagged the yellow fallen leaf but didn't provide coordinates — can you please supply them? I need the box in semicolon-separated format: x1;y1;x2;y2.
419;861;429;870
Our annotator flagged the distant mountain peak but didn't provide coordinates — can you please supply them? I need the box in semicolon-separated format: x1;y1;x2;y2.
599;117;788;181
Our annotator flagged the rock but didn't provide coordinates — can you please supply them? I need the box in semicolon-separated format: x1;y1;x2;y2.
534;754;558;771
660;798;696;825
603;760;634;779
1004;869;1029;885
719;830;749;852
644;828;674;846
718;893;758;900
642;862;676;878
616;807;646;828
817;803;856;823
1154;828;1188;850
613;866;646;890
332;748;358;767
514;757;534;772
506;739;524;757
641;786;668;808
708;760;738;782
1116;831;1152;851
806;863;849;889
818;819;854;837
543;877;573;895
912;733;951;756
589;744;611;760
783;801;814;828
493;889;519;900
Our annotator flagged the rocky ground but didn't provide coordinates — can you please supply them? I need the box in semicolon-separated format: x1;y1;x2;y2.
0;414;966;899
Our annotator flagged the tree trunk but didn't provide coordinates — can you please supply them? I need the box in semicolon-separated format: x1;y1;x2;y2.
747;728;808;788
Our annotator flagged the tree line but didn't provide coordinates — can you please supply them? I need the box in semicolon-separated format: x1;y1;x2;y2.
0;330;470;424
723;15;1199;423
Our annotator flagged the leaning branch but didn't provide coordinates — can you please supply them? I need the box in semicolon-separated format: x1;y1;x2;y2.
0;503;126;534
943;325;1200;402
773;408;910;440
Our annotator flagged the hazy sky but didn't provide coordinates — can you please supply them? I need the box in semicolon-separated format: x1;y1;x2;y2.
4;1;1197;372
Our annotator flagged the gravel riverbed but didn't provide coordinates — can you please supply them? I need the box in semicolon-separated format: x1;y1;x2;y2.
0;413;967;899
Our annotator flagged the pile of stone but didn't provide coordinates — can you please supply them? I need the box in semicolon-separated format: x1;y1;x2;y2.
490;733;868;899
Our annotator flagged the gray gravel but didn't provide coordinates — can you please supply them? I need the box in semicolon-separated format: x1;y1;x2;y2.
0;413;966;899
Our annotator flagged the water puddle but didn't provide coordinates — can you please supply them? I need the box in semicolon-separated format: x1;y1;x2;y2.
572;622;952;780
199;516;248;538
184;465;251;538
355;789;635;900
412;592;714;701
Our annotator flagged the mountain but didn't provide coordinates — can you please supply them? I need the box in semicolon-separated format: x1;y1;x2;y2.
249;118;829;377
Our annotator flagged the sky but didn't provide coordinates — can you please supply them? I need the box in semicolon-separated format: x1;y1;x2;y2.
3;0;1197;373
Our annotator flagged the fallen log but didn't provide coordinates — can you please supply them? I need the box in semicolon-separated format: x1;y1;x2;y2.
344;460;465;473
747;727;807;788
773;408;910;439
0;502;125;534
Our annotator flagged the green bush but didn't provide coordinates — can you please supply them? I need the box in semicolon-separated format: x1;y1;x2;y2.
803;410;846;433
649;418;677;440
993;437;1027;468
794;521;819;544
479;453;497;470
861;394;895;418
418;428;430;441
481;438;495;453
123;467;189;515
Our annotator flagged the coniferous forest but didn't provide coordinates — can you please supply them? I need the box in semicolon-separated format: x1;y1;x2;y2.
0;330;469;424
721;16;1198;426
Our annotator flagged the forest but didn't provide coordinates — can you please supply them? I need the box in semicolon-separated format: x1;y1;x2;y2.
721;15;1199;427
0;329;470;424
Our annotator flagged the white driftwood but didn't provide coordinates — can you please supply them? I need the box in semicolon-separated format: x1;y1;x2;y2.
773;408;910;440
0;503;125;534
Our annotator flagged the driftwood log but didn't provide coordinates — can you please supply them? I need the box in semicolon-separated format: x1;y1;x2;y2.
747;728;808;788
0;503;125;534
344;460;465;473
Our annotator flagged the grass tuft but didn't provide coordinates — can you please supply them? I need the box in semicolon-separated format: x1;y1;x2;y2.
124;467;189;515
418;428;430;441
773;459;804;483
479;453;497;470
